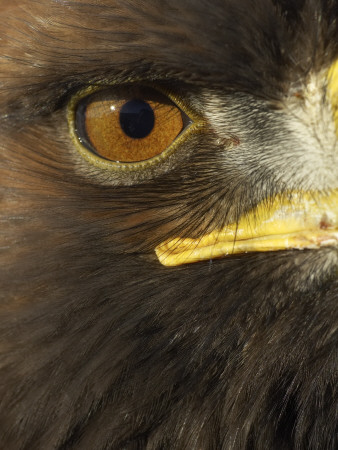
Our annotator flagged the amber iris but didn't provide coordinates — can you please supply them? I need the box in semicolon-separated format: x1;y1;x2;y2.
75;86;184;162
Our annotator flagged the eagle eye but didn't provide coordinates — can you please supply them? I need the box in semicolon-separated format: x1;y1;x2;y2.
68;85;196;170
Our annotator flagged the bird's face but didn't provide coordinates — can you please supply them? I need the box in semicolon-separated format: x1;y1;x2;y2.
1;1;337;449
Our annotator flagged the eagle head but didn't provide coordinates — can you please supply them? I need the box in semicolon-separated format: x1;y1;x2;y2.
0;1;337;448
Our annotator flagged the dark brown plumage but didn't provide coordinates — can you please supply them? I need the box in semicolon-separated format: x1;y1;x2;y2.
0;1;337;449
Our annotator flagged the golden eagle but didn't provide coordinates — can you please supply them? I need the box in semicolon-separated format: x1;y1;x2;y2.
0;0;337;448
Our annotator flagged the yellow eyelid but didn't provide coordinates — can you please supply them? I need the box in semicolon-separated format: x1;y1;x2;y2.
67;82;205;171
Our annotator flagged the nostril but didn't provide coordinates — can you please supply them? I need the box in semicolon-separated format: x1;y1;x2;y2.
319;213;332;230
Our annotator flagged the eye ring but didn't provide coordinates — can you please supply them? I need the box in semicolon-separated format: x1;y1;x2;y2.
67;83;204;171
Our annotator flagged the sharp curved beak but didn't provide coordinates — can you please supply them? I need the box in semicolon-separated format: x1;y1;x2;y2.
156;190;338;266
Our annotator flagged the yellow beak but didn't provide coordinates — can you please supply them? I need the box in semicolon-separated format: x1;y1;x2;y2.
329;59;338;134
155;190;338;267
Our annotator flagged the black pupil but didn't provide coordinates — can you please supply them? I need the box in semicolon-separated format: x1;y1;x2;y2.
119;99;155;139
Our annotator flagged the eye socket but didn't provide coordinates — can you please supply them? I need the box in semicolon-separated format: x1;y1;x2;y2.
68;85;199;170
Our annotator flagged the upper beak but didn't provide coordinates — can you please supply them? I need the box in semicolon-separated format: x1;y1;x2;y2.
155;190;338;266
